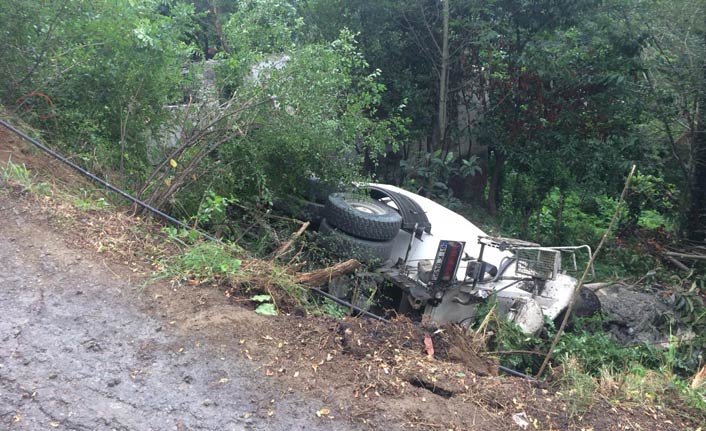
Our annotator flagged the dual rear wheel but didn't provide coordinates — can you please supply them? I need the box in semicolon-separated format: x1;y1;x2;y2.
319;193;402;264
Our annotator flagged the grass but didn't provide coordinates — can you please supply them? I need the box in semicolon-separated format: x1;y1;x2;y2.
553;355;598;418
550;335;706;422
158;242;242;284
73;187;111;210
1;159;51;195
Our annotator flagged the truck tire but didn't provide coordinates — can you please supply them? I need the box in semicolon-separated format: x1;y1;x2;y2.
318;218;394;264
324;193;402;241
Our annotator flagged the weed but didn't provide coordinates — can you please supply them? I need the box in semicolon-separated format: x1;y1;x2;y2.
251;294;278;316
553;324;659;375
554;355;598;417
1;160;32;186
1;160;51;195
161;242;242;283
551;335;706;421
73;188;110;210
310;298;349;319
163;226;201;244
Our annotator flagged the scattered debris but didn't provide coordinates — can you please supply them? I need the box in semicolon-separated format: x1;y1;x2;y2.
511;412;530;429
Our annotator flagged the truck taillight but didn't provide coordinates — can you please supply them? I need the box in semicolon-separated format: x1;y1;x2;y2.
430;240;465;283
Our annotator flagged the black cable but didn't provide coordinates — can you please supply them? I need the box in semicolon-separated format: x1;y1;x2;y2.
309;287;390;323
0;117;389;321
0;117;219;242
498;365;540;381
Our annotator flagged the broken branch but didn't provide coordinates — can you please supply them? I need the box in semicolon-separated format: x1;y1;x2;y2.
272;221;310;261
295;259;362;287
664;255;690;271
664;251;706;261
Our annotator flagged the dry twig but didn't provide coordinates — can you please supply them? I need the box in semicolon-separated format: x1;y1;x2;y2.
271;221;310;260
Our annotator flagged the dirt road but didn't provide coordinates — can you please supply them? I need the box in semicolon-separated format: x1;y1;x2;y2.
0;197;362;431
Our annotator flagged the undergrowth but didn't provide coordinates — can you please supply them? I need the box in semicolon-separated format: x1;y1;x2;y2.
159;242;243;283
1;159;51;195
474;303;706;420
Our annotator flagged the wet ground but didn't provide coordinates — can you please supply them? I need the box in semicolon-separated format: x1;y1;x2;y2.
0;199;362;431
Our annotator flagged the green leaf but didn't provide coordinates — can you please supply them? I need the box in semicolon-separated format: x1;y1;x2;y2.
255;303;278;316
251;294;272;303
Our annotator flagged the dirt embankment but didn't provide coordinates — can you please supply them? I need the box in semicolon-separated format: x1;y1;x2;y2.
1;125;701;430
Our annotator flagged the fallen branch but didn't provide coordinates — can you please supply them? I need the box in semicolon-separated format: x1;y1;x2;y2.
271;221;310;260
484;350;546;357
295;259;362;287
664;251;706;261
664;254;690;271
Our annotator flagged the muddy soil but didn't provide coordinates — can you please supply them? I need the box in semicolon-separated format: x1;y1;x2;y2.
0;198;368;431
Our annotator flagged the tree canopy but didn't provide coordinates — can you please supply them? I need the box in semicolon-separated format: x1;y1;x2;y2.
1;0;704;243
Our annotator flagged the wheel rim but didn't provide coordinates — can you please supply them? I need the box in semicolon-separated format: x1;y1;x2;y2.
350;202;386;215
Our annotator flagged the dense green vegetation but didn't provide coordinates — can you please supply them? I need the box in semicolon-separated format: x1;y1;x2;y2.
1;0;705;414
2;0;704;243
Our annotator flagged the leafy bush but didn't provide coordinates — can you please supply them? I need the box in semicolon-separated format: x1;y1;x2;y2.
0;0;196;184
554;327;660;375
400;150;480;208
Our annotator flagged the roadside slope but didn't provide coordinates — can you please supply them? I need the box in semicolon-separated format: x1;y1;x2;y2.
1;124;701;430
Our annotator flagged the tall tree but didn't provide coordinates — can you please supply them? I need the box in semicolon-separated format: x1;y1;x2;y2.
630;0;706;239
438;0;450;148
684;10;706;240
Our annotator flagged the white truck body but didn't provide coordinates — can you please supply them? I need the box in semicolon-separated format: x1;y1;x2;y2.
371;183;584;333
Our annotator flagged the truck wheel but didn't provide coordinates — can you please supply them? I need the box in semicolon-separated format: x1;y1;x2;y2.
324;193;402;241
318;218;394;264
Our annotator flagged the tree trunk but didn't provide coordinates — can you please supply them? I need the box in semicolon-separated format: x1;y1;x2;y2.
455;86;487;203
683;17;706;241
207;0;230;54
437;0;450;150
519;209;530;238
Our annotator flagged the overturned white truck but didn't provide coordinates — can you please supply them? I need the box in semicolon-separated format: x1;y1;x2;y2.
316;184;600;334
